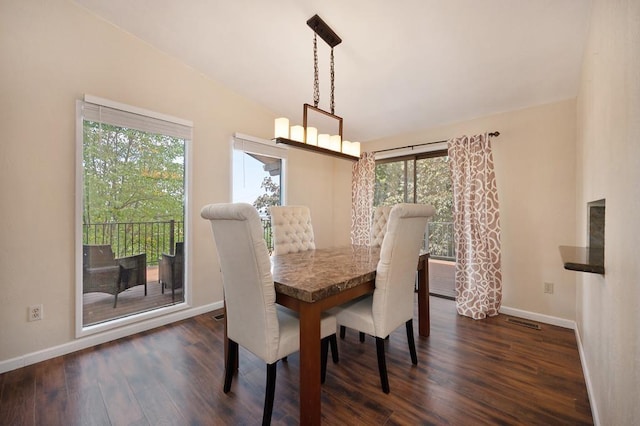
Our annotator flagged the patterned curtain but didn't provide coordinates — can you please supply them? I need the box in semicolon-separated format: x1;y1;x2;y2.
448;134;502;319
350;152;376;245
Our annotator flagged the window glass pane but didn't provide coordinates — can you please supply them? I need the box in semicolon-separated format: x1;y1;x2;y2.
232;146;283;252
82;119;186;327
374;160;408;206
232;150;281;213
416;155;454;259
406;159;415;203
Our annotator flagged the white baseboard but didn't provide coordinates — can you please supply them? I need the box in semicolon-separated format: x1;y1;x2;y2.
0;301;224;374
499;305;576;329
574;325;600;426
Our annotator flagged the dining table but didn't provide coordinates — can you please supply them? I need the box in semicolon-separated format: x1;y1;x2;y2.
270;244;431;425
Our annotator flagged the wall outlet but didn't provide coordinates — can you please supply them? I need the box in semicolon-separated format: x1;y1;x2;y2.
544;282;554;294
29;304;43;321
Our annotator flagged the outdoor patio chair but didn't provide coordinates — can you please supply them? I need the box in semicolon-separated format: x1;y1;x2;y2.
160;241;184;302
82;244;147;308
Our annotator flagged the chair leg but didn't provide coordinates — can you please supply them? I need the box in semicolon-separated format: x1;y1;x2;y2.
224;339;238;393
406;319;418;365
375;337;390;394
359;332;365;343
329;334;339;363
321;337;329;384
339;325;346;339
263;362;277;426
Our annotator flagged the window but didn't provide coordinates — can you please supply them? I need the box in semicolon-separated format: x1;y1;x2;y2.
76;96;192;336
374;150;454;260
232;134;287;252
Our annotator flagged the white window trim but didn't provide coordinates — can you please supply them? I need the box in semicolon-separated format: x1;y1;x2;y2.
76;96;193;338
232;133;287;205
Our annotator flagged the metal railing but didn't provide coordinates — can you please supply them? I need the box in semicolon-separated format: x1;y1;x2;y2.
83;220;184;265
261;217;273;253
83;218;451;263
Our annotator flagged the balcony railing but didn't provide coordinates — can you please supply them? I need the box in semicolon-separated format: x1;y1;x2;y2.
83;220;184;266
261;217;273;253
425;222;456;261
83;218;453;265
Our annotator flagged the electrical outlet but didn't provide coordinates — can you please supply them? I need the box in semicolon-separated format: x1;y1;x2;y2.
544;282;554;294
29;304;43;321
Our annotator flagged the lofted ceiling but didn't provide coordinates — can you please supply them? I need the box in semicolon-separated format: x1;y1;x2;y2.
73;0;593;142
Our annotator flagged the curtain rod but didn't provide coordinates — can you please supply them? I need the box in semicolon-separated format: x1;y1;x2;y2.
374;131;500;154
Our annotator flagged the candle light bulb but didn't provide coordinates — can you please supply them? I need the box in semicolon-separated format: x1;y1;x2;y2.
290;125;304;142
274;117;289;138
306;127;318;145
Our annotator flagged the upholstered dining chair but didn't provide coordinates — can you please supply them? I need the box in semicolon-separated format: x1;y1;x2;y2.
201;203;337;426
341;205;394;342
269;205;316;255
269;205;339;363
370;205;393;247
331;203;435;394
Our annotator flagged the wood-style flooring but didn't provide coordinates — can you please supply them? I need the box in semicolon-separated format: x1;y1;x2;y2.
83;267;183;326
0;297;593;425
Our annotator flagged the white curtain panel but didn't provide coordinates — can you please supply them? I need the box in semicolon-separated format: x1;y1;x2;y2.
448;134;502;319
350;152;376;245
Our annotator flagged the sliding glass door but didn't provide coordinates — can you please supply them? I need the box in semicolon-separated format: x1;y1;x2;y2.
374;150;456;298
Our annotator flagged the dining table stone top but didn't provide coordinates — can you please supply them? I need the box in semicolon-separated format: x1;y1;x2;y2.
271;245;381;303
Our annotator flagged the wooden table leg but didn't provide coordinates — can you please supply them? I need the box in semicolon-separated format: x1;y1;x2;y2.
418;253;431;337
298;301;322;425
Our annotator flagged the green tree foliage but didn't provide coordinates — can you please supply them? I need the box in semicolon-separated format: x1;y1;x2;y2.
82;121;185;260
83;122;185;224
374;155;455;258
415;156;453;223
253;176;280;216
374;160;409;206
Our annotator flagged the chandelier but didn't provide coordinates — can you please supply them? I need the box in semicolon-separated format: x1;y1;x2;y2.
273;14;360;160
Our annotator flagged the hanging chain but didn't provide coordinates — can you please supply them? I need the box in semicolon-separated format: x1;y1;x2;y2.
330;47;335;114
313;33;320;108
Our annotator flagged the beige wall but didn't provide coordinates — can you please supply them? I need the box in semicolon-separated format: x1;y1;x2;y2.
0;1;350;365
365;99;578;322
576;0;640;423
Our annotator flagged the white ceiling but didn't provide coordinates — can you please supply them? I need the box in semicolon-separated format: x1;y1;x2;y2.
73;0;592;142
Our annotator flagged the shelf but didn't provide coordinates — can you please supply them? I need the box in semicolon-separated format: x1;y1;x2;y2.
274;137;359;161
559;246;605;275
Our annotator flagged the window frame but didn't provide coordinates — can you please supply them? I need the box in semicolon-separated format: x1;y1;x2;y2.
231;133;288;206
375;149;448;205
75;95;193;338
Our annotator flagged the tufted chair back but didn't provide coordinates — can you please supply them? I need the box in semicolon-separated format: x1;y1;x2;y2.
269;205;316;255
370;205;393;247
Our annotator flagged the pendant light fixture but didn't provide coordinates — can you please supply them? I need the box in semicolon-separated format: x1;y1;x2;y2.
274;14;360;161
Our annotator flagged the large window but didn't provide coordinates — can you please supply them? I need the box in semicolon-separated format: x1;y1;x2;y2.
232;134;287;252
374;150;454;260
76;96;192;336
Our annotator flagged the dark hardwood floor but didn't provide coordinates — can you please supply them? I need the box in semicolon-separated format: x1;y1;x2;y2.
0;297;593;425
